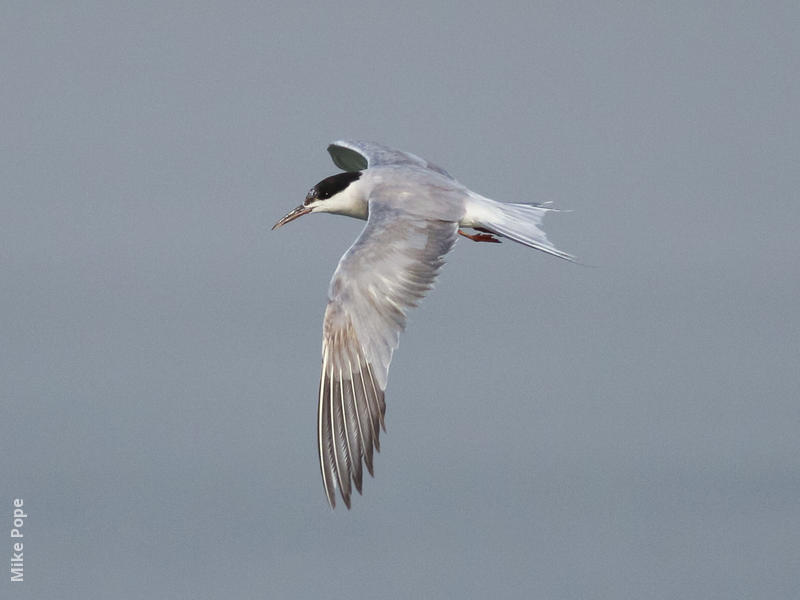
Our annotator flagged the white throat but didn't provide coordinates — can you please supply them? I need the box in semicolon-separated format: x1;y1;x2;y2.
313;177;369;220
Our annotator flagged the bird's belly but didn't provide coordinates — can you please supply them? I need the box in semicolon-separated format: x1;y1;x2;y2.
460;194;498;228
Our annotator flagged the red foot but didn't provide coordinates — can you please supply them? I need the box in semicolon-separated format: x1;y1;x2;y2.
458;229;501;243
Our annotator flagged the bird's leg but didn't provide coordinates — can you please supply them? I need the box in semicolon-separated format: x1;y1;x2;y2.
458;227;501;243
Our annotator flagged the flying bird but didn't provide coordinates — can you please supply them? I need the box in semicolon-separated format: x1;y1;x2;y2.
273;140;572;508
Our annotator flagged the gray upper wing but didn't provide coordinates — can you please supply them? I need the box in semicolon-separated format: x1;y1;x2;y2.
327;140;454;179
317;200;459;508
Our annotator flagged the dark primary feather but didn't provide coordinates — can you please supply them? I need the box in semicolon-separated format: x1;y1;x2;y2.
328;140;454;180
318;201;458;508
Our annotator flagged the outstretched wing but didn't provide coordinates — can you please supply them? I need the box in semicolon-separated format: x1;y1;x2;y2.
328;140;454;180
318;201;458;508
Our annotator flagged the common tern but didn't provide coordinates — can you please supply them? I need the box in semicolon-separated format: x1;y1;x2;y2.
273;140;572;508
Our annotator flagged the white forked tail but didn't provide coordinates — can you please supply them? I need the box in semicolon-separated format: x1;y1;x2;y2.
472;197;574;261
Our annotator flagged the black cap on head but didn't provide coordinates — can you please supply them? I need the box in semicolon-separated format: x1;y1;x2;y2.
305;171;362;205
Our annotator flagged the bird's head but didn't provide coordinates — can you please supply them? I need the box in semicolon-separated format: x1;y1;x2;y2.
272;171;364;229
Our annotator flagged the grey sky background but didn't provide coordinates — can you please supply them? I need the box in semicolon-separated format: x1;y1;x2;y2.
2;2;798;599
